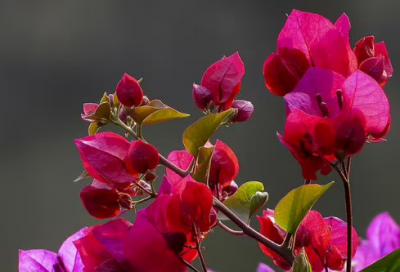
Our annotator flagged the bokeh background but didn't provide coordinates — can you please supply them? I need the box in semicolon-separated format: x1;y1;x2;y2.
1;0;399;271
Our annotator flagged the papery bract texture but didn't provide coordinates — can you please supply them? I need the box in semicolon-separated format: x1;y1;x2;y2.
75;132;135;188
201;52;245;109
126;139;159;174
116;73;144;107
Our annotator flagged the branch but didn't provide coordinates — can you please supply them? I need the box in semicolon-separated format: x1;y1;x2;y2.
217;221;245;236
111;114;295;265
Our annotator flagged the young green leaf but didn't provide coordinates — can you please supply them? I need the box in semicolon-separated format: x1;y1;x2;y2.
88;122;100;136
359;248;400;272
183;109;235;156
275;182;334;234
218;181;268;224
292;248;312;272
192;146;215;184
131;100;189;125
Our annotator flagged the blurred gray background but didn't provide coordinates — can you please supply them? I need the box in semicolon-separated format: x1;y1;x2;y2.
1;0;399;271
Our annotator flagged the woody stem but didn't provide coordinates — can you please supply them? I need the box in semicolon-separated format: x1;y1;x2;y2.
331;158;353;272
112;115;295;265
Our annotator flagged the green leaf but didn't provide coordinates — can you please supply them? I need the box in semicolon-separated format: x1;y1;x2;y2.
192;146;214;184
88;122;100;136
275;182;334;234
131;100;189;125
143;108;190;125
292;248;312;272
359;248;400;272
218;181;268;224
74;170;91;182
113;92;120;107
100;92;109;104
183;109;235;156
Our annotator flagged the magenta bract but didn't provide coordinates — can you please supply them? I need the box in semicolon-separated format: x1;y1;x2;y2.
116;73;144;107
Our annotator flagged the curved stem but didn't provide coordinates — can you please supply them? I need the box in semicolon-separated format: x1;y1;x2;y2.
213;198;295;264
111;115;295;266
217;221;245;236
343;178;353;272
180;258;200;272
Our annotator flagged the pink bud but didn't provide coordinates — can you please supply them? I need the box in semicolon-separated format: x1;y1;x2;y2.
359;56;388;85
354;36;375;64
231;100;254;122
116;73;144;107
192;83;213;111
126;139;159;174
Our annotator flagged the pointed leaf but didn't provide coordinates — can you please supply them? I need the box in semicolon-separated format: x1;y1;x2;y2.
192;146;214;184
143;108;190;125
100;92;110;104
292;248;313;272
88;122;100;136
359;248;400;272
218;181;268;224
183;109;235;156
275;182;334;234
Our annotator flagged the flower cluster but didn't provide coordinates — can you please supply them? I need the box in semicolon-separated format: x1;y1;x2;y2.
264;10;392;180
18;9;397;272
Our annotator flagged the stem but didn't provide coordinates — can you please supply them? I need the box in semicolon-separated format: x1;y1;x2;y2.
343;177;353;272
217;221;245;236
134;195;153;205
193;226;207;272
180;258;200;272
133;181;154;196
213;198;295;264
111;114;295;265
331;159;353;272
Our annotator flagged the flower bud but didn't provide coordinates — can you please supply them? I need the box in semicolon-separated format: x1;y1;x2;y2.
126;139;159;174
359;56;387;85
118;192;133;210
80;185;120;219
231;100;254;122
354;36;375;64
192;83;213;111
116;73;144;107
144;170;157;182
223;180;238;197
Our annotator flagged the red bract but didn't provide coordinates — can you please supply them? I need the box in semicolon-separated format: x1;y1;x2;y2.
75;132;136;188
80;180;134;219
166;150;194;186
126;139;159;174
82;103;99;118
74;219;133;272
264;10;357;96
355;36;393;86
116;73;144;107
280;68;390;179
258;210;358;272
257;209;291;270
126;176;214;272
199;52;245;110
209;140;240;188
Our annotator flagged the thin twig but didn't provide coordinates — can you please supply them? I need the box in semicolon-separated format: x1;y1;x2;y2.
180;258;200;272
193;225;207;272
217;221;245;236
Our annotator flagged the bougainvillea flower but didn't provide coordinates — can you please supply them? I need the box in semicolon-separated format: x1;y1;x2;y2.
209;140;240;188
74;219;133;272
258;210;358;272
80;179;134;219
126;139;159;174
353;212;400;271
116;73;144;107
75;132;136;188
231;100;254;122
19;228;86;272
280;68;390;179
197;52;245;110
354;36;393;86
264;10;357;96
